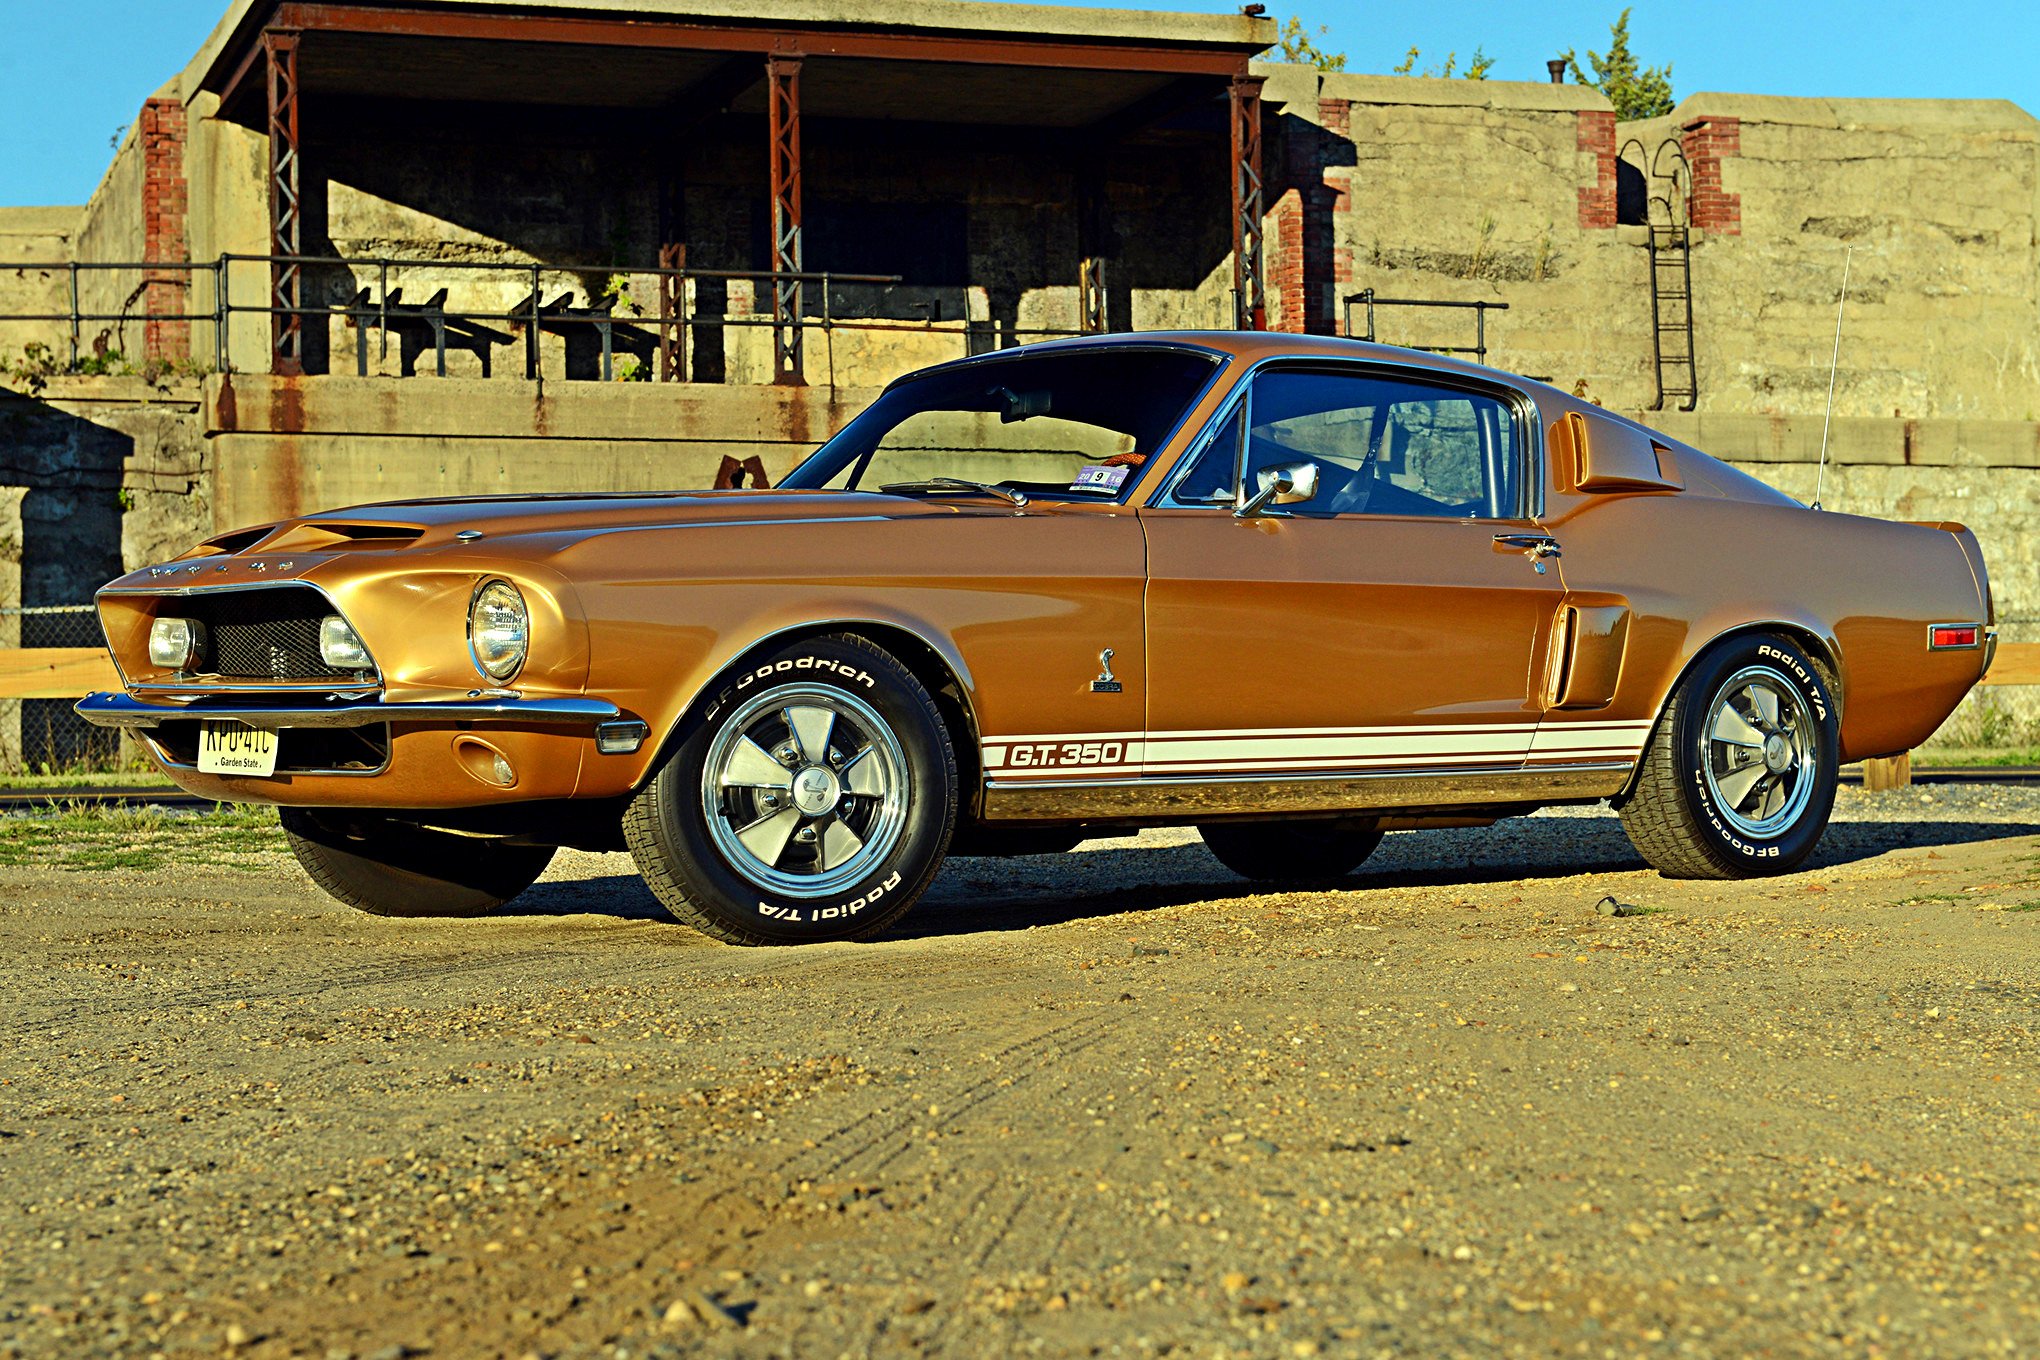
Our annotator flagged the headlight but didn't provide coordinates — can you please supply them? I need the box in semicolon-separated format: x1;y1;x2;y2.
467;579;529;682
149;617;204;670
319;615;372;670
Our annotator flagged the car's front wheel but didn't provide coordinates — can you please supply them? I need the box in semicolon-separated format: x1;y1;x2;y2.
624;634;957;944
1619;632;1839;878
279;809;556;917
1199;818;1384;881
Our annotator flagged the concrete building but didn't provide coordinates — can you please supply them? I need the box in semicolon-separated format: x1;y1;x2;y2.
2;0;2038;764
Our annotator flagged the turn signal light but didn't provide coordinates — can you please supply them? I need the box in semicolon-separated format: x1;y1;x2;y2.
1929;624;1981;649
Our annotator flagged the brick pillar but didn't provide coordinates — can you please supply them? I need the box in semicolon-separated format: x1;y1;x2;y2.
1682;116;1742;234
1264;98;1351;335
1576;110;1617;229
140;96;190;362
1266;189;1306;333
1320;97;1354;331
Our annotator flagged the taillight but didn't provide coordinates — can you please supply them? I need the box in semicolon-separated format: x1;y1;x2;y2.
1929;624;1981;650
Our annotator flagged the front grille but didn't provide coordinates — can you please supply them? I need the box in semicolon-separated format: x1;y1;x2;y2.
183;586;358;680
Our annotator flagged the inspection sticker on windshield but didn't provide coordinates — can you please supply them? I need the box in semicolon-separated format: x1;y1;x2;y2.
1071;464;1130;493
198;722;279;777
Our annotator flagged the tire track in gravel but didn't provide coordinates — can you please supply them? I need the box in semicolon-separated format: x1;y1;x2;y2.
0;927;679;1039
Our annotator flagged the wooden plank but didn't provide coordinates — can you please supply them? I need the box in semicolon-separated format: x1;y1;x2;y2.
1981;642;2040;687
0;648;121;700
1862;752;1912;791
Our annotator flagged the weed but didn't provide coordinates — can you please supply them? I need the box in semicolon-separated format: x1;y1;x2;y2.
0;802;285;872
1897;893;1960;906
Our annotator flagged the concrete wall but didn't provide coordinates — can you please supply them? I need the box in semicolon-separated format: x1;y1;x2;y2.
1622;94;2040;420
1258;67;2040;422
0;208;81;362
203;374;867;529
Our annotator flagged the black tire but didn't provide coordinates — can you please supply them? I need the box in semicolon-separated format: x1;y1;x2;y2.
1620;632;1839;878
1199;818;1384;881
623;633;957;945
279;808;556;917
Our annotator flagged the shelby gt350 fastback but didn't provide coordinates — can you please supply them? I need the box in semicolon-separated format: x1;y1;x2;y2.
79;333;1996;943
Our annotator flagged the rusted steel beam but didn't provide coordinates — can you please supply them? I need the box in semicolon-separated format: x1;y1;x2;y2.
767;55;804;387
266;29;304;374
1228;74;1265;332
259;4;1251;76
657;242;687;383
1077;173;1109;335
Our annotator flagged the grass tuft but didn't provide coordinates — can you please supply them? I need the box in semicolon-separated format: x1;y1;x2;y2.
0;802;285;872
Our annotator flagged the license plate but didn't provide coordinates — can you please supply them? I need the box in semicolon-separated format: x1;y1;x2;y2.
197;722;279;776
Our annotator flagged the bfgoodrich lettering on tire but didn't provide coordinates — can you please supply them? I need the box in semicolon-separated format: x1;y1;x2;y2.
623;633;958;944
1620;633;1839;879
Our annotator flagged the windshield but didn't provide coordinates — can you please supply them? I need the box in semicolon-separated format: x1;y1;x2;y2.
779;347;1222;502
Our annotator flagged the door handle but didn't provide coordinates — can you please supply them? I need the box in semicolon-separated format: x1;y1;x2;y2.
1493;533;1562;573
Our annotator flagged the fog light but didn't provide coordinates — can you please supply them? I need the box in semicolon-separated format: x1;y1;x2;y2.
319;615;372;669
148;617;204;670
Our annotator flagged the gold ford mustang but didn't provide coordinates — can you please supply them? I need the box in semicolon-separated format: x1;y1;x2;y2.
79;333;1996;943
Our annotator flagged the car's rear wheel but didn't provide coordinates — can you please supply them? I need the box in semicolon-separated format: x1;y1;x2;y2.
279;808;556;917
624;634;957;945
1620;632;1839;878
1199;818;1384;881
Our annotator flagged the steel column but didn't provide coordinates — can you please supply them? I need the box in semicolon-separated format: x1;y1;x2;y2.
1228;74;1265;332
265;29;303;373
767;55;804;386
1077;173;1108;334
657;242;688;382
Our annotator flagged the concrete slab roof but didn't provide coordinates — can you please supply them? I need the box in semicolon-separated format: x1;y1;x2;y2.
183;0;1276;105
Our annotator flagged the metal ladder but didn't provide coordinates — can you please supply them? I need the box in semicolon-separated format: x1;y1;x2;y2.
1647;223;1696;411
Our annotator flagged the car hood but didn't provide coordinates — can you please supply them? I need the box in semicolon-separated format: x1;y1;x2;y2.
181;488;1008;560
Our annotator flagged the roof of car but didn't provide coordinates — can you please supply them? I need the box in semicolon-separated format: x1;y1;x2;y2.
913;330;1559;397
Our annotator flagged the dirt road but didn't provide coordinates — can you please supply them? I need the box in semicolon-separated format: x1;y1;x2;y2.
4;787;2040;1359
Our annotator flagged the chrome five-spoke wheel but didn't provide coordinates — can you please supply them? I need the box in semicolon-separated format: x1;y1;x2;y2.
626;634;957;943
701;685;909;897
1701;664;1818;840
1619;633;1839;880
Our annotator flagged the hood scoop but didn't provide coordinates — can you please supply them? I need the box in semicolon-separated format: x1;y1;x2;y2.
264;521;427;552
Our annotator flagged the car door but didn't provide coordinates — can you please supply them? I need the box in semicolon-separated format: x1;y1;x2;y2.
1138;362;1568;783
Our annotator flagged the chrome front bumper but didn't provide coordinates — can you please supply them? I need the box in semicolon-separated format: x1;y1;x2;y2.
74;691;623;731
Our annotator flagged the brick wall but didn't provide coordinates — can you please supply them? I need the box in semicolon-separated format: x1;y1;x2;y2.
1576;109;1617;229
1681;116;1742;234
1264;96;1352;334
139;97;190;361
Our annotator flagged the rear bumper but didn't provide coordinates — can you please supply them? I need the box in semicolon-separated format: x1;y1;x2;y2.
74;691;621;731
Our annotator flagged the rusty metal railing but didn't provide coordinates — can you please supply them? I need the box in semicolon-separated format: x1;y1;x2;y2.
1341;290;1509;364
0;254;1105;385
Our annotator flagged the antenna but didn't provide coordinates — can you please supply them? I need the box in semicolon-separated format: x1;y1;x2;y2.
1812;247;1853;512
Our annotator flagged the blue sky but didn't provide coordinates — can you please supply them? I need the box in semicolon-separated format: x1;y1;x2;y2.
2;1;2036;207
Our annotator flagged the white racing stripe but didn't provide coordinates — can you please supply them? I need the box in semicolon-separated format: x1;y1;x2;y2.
983;719;1652;779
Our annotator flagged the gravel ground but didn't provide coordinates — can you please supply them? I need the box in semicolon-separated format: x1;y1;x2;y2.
3;786;2040;1359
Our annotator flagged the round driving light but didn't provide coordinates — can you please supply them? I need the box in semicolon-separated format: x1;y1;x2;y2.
148;617;203;670
318;615;372;670
467;579;529;682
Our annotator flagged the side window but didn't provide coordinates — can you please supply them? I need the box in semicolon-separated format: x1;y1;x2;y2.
1241;370;1521;519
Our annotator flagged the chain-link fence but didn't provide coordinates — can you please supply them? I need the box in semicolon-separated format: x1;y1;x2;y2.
1;604;120;774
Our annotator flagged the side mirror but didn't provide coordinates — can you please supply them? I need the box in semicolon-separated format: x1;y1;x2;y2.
1234;460;1319;518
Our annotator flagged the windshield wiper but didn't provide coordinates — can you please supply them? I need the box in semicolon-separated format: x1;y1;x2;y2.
877;477;1029;509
